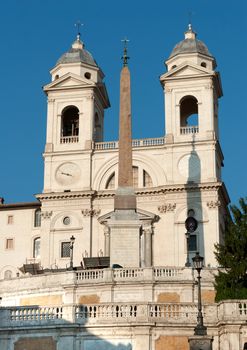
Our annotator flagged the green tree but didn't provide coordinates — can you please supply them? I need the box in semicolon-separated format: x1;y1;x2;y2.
214;197;247;301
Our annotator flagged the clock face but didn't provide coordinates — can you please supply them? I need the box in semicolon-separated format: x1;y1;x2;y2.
55;162;81;185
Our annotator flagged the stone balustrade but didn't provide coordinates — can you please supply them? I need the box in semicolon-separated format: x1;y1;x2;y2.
75;303;198;324
1;301;246;328
180;126;199;134
60;135;79;143
10;306;63;321
95;140;118;150
217;300;247;322
76;266;191;284
0;267;213;294
95;137;165;150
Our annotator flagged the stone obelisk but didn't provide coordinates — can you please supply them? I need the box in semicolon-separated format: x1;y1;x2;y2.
108;40;141;267
114;40;136;211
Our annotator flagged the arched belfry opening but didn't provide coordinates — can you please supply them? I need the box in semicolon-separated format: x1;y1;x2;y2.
61;106;79;142
180;96;199;134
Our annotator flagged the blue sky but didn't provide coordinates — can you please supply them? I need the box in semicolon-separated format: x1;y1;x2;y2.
0;0;246;205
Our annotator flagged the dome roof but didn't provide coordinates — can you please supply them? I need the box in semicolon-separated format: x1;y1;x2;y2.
169;25;213;59
56;36;98;67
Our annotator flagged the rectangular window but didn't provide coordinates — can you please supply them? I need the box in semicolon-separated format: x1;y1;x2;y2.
6;238;14;250
188;234;197;252
7;215;13;224
61;242;70;258
34;209;41;227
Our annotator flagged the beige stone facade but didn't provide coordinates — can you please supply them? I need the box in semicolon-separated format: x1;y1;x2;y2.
0;28;244;350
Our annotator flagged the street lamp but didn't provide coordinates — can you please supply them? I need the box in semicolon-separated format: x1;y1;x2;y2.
69;235;75;270
192;252;207;336
185;216;198;267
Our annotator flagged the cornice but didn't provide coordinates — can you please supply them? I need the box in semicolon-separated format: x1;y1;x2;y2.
36;190;95;201
0;201;40;211
96;182;225;198
35;182;228;202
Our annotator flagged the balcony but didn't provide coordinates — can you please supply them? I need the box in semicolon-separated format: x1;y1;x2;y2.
180;126;199;135
60;136;79;144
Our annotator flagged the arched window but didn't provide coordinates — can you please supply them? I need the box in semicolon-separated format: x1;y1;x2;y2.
180;96;199;134
143;170;153;187
4;270;12;280
105;168;153;189
106;172;115;189
132;166;138;188
34;209;41;227
61;106;79;138
33;237;41;259
94;112;102;142
201;62;207;68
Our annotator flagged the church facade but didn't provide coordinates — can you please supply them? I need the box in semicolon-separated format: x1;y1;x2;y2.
0;27;246;350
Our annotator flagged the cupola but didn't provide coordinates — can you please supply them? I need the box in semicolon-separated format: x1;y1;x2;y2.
56;35;98;67
50;34;104;84
166;25;216;71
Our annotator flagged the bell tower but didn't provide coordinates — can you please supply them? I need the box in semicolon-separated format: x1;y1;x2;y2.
160;25;223;184
159;26;229;266
161;25;222;142
42;35;110;193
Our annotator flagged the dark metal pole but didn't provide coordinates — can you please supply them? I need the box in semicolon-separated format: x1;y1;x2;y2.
185;231;191;267
189;252;213;349
69;236;75;270
194;267;207;335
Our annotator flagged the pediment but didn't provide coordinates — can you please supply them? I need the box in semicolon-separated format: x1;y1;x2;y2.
98;208;159;224
43;72;94;91
160;63;213;80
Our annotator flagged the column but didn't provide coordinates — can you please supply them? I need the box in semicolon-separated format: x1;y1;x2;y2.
104;226;110;256
144;226;152;267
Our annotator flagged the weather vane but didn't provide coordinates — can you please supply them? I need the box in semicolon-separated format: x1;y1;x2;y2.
121;37;130;66
75;20;83;39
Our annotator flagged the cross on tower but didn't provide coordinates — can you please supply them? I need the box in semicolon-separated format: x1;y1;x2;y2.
188;11;195;30
74;20;83;39
121;37;130;66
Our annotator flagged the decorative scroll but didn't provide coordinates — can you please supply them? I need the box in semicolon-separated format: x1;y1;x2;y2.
158;203;176;213
41;211;53;219
206;200;221;209
81;209;101;217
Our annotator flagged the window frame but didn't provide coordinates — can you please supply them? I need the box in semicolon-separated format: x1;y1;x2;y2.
5;238;14;250
60;241;71;258
34;208;41;227
7;215;14;225
33;237;41;259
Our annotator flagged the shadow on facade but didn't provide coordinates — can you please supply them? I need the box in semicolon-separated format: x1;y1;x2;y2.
186;134;205;264
1;304;133;350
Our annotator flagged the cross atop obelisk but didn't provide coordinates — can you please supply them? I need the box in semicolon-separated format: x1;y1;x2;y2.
121;38;130;67
114;39;136;211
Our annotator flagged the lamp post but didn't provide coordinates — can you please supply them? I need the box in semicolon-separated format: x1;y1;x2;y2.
185;216;198;267
69;235;75;270
192;252;207;336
